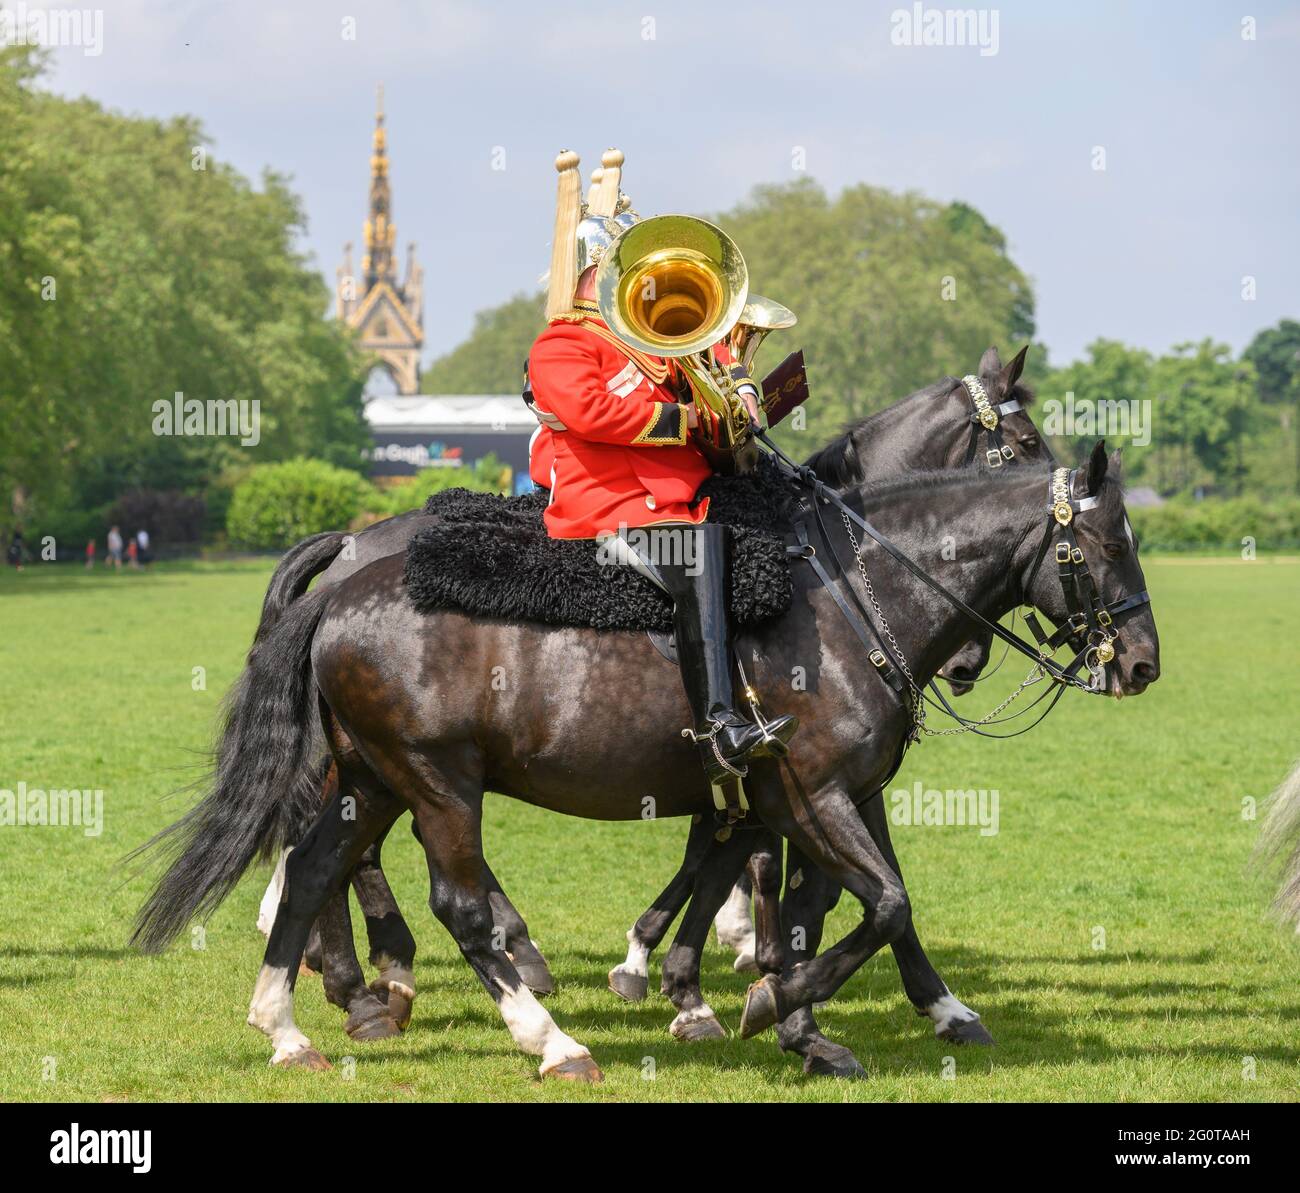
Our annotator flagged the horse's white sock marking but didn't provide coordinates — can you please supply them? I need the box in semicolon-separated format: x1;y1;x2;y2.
924;990;980;1035
247;965;312;1063
256;849;289;938
494;979;590;1074
371;952;416;1001
713;881;756;964
614;929;649;978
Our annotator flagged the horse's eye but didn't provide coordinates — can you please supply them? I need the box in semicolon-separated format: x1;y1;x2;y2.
1102;541;1127;559
1020;435;1039;449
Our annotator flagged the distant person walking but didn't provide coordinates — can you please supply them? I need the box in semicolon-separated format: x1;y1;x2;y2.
135;528;151;567
107;525;123;571
85;538;96;569
6;530;23;572
127;537;139;569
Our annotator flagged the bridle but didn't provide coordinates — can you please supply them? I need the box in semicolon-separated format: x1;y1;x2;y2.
1018;465;1152;684
758;422;1152;741
960;373;1024;468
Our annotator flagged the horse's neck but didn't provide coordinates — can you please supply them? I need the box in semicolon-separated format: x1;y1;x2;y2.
844;479;1032;686
863;391;957;471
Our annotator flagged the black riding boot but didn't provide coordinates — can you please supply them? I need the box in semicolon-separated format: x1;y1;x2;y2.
657;523;798;786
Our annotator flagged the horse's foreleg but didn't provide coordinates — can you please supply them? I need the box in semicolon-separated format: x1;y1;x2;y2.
609;812;717;1002
770;843;865;1077
740;784;911;1038
248;773;401;1068
860;794;991;1044
712;872;758;972
659;826;758;1041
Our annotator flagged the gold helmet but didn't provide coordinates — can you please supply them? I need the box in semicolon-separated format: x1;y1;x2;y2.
545;148;641;321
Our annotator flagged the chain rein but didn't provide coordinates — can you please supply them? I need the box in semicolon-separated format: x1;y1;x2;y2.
838;512;1047;738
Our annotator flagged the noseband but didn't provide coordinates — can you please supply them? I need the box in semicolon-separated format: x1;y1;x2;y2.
960;374;1023;468
1020;466;1152;685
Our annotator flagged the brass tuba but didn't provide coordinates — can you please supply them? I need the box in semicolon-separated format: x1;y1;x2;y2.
595;215;794;474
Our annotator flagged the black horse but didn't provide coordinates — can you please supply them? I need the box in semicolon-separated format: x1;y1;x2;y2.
134;435;1159;1081
253;346;1045;1047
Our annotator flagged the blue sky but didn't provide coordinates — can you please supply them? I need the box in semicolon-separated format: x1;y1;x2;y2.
36;0;1300;369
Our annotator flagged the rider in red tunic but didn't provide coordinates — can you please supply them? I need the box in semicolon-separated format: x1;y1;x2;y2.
523;150;797;787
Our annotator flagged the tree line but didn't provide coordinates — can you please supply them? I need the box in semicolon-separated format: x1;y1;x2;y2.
4;46;1296;556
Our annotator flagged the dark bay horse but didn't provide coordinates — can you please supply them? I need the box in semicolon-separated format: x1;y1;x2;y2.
254;346;1045;1045
134;442;1159;1080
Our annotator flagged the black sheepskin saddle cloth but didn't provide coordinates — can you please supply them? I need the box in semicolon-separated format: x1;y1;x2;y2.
403;458;802;632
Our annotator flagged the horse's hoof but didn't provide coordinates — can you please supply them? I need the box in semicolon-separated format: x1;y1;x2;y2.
345;1008;403;1041
803;1043;866;1079
369;978;415;1031
274;1048;331;1071
608;966;648;1003
739;974;781;1039
542;1055;604;1083
939;1016;994;1046
515;960;556;997
669;1010;727;1042
732;952;760;974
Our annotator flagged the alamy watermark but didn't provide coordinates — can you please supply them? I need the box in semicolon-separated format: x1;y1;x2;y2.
0;781;103;837
152;391;260;447
0;4;102;55
889;779;999;836
1042;391;1151;447
595;524;702;576
890;5;1000;56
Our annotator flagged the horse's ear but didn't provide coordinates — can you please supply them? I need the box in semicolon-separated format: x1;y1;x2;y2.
1086;439;1108;494
1109;447;1124;482
978;345;1002;376
997;344;1029;392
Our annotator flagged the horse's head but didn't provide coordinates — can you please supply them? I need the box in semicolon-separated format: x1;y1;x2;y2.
940;344;1049;469
1019;441;1161;698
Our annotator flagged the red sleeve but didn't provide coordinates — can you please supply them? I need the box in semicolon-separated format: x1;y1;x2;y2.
530;329;688;448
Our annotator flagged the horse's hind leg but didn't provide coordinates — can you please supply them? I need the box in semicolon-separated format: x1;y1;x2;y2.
317;883;404;1041
860;794;991;1044
247;768;402;1068
349;828;418;1026
484;863;555;996
408;816;554;997
408;784;600;1082
610;812;717;1002
660;827;759;1041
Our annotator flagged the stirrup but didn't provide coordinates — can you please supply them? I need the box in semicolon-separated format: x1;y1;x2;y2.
681;721;749;779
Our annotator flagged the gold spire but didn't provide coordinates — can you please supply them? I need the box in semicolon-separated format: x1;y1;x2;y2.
363;83;395;288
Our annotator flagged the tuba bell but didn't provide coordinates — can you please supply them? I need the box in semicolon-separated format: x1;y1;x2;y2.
595;215;793;474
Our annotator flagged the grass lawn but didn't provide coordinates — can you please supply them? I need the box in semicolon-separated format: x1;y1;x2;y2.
0;554;1297;1102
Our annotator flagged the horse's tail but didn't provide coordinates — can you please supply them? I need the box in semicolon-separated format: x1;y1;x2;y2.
1252;757;1300;930
131;580;336;953
253;531;348;645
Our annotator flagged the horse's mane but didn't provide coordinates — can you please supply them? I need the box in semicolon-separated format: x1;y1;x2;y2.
803;376;1038;490
851;460;1123;519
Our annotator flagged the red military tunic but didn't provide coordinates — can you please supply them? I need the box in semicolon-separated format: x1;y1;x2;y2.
527;300;722;540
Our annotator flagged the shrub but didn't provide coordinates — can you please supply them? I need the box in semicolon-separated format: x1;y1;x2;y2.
226;458;372;549
1128;497;1300;551
109;488;207;546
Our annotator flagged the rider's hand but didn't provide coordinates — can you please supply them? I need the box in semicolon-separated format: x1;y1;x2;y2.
685;404;699;430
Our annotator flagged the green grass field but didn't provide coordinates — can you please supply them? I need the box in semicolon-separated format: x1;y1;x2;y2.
1;555;1297;1102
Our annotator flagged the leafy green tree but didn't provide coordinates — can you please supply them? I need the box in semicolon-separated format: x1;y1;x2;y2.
0;47;369;536
423;293;545;395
